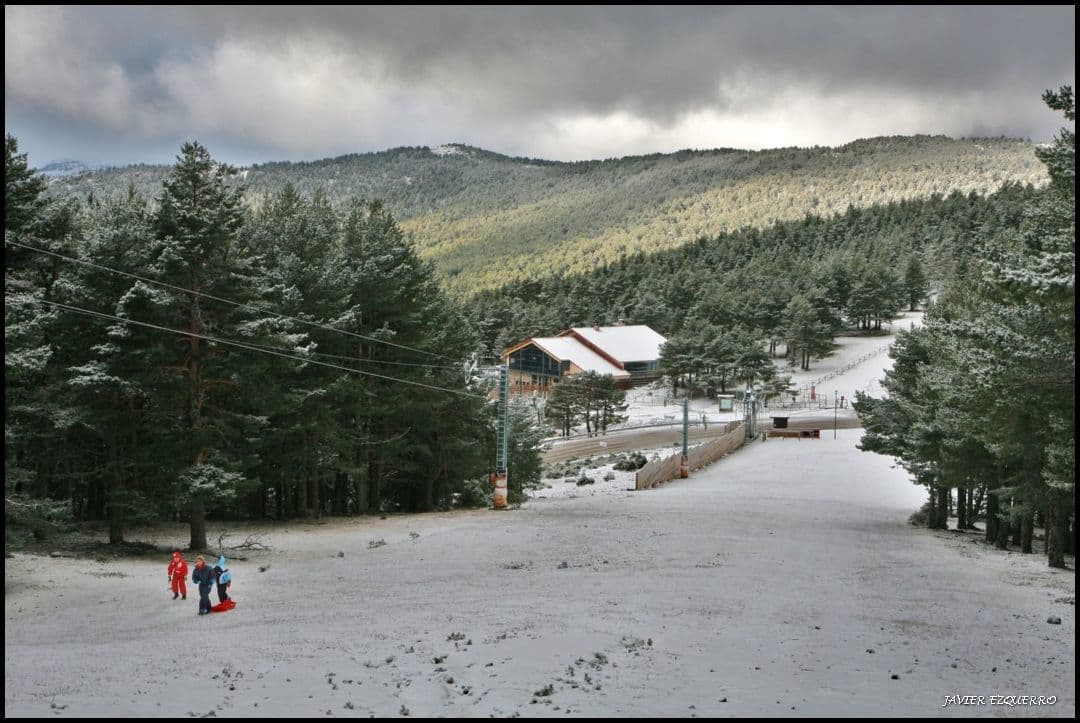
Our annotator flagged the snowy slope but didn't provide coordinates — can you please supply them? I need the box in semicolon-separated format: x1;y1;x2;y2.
5;428;1072;717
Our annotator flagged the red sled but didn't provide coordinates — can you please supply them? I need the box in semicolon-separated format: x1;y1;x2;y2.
210;599;237;613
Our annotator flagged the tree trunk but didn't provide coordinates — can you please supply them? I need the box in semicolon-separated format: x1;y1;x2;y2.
89;475;104;519
354;471;367;516
434;445;448;511
334;471;347;515
420;448;435;511
252;484;265;520
1064;512;1074;556
957;486;967;531
107;479;124;544
933;486;949;529
985;491;998;542
995;515;1010;550
64;454;76;515
1046;488;1070;568
297;457;309;517
35;434;49;499
185;293;210;549
189;496;207;550
107;430;124;544
309;443;321;518
926;484;938;529
367;458;382;514
1020;512;1033;554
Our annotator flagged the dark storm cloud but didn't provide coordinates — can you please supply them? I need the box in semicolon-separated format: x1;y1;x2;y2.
144;6;1076;116
4;5;1074;165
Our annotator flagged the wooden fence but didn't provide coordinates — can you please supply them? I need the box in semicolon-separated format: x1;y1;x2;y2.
635;420;745;490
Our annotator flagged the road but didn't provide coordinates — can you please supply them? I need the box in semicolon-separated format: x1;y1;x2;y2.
542;410;863;464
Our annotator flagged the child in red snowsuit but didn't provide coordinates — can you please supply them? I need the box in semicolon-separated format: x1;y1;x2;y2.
167;551;188;600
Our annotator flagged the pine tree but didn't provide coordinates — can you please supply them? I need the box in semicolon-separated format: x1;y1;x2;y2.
781;295;834;371
903;255;929;311
988;87;1074;566
242;184;344;519
125;142;264;550
855;324;946;527
546;378;582;437
331;199;486;513
5;135;60;510
62;192;157;543
856;88;1075;566
658;334;695;396
735;340;772;389
5;136;84;511
506;400;545;503
593;375;629;434
5;134;47;238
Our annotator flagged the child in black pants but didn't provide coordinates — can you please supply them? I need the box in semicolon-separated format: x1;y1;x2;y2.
191;555;215;616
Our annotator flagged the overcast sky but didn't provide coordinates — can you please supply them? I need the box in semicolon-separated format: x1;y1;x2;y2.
5;5;1075;167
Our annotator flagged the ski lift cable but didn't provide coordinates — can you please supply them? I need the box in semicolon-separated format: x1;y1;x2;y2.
30;297;487;399
7;238;455;361
216;337;462;371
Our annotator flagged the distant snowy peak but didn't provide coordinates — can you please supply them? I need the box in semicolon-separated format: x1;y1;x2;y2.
430;144;470;158
36;160;96;178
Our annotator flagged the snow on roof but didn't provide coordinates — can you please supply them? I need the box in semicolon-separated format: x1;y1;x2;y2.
529;337;630;378
567;325;667;363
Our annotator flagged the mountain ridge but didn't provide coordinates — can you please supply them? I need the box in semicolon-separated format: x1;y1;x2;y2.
47;135;1048;294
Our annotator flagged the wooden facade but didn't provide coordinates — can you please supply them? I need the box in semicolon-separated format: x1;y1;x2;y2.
502;325;666;396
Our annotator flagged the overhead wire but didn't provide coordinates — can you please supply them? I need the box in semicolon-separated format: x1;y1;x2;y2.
28;297;487;400
6;238;454;361
211;336;462;371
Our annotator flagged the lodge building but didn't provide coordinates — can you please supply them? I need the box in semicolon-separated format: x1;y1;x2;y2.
501;324;667;394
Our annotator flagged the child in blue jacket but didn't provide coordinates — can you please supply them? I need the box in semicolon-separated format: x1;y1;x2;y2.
213;554;232;604
191;555;215;615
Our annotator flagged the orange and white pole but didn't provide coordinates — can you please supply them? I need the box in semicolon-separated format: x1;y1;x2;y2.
493;472;508;509
679;397;689;478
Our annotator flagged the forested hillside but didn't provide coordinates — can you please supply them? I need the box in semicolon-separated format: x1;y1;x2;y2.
462;182;1042;404
50;137;1047;294
466;184;1039;350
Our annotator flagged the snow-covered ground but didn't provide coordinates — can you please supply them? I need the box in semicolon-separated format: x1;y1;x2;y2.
553;310;925;437
5;427;1072;718
780;311;925;404
530;445;687;500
